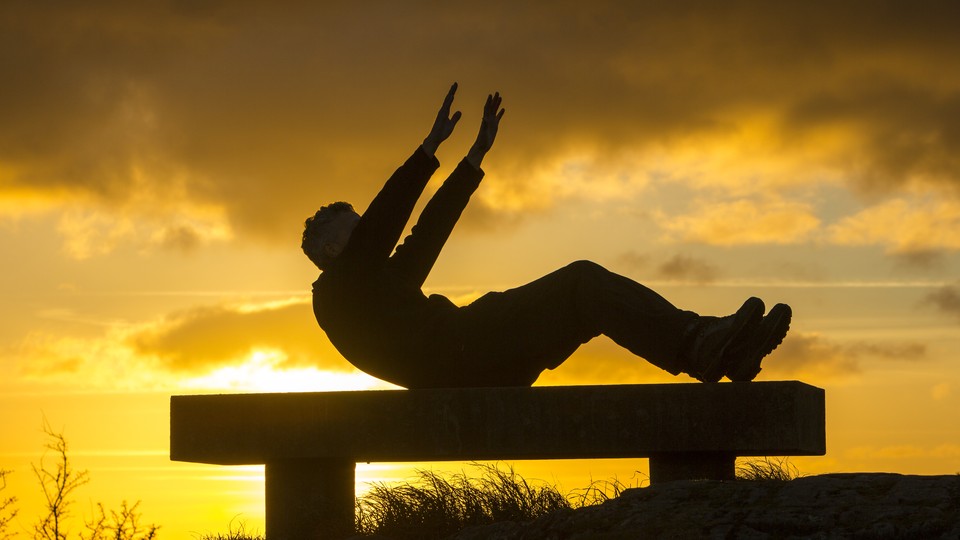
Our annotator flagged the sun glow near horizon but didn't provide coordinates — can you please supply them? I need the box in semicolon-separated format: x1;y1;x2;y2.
179;351;393;394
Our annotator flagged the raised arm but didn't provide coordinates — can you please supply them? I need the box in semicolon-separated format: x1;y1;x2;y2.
466;91;505;169
422;82;462;158
344;85;462;264
391;91;505;287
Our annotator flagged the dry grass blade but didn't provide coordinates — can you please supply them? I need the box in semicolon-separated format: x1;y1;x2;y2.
736;457;801;481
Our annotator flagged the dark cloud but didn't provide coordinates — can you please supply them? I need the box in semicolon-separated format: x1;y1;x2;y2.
614;251;719;284
3;1;960;244
786;82;960;192
843;341;927;362
656;254;720;284
614;251;651;274
764;333;862;379
153;224;203;252
130;300;349;372
762;332;927;380
892;250;946;269
924;285;960;321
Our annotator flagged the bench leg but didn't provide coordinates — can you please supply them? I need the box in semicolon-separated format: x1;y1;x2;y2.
648;452;735;484
265;458;355;540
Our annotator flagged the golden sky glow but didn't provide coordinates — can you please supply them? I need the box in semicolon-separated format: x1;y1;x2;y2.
2;1;959;536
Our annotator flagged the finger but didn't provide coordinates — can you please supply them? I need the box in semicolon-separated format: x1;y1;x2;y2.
497;108;505;121
451;110;462;125
442;83;458;109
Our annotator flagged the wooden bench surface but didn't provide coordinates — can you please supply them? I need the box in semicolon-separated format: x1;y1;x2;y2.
170;381;825;465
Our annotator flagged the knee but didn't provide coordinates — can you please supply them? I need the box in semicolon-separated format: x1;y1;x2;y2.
562;260;608;277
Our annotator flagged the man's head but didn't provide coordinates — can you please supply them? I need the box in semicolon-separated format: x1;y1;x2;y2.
302;202;361;270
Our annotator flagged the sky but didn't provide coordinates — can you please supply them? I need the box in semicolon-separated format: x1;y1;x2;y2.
2;0;959;536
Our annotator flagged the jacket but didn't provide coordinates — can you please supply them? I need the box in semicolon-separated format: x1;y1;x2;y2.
312;146;484;387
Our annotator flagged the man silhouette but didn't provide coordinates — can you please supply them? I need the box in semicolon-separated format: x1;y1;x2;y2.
302;84;791;389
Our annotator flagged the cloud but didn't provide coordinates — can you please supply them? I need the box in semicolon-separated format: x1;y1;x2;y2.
56;197;232;260
13;330;169;390
891;250;947;269
657;197;821;246
656;254;720;284
785;80;960;192
761;332;927;380
472;148;652;221
762;332;861;379
130;299;346;372
615;251;652;274
2;0;959;252
614;251;720;284
11;297;356;389
828;195;960;255
923;284;960;321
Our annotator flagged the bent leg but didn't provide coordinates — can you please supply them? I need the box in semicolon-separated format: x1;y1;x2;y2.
457;260;698;383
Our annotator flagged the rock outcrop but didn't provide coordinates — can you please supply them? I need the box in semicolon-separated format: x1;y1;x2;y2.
452;473;960;539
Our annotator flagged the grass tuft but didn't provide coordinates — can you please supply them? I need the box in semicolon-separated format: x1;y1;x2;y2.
199;533;262;540
198;519;262;540
355;463;572;539
567;474;645;507
736;457;801;481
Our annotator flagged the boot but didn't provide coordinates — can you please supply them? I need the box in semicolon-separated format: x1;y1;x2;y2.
681;297;764;383
725;303;792;382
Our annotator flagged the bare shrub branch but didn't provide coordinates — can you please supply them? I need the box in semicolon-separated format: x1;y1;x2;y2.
29;419;160;540
32;420;89;540
81;500;159;540
0;469;19;540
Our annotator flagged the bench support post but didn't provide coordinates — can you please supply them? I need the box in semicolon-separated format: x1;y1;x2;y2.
648;452;735;483
265;458;355;540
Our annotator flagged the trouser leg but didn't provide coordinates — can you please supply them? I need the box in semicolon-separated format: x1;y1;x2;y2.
457;260;698;382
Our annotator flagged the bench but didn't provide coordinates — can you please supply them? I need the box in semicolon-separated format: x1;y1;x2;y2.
170;381;825;540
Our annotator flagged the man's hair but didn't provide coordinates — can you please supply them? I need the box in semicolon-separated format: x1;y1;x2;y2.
302;201;355;269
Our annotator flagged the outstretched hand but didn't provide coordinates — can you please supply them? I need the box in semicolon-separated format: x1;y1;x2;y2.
422;83;462;157
467;92;505;169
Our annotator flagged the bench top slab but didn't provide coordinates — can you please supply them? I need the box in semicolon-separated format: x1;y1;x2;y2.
170;382;825;465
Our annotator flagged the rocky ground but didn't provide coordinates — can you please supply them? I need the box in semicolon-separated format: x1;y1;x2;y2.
451;473;960;539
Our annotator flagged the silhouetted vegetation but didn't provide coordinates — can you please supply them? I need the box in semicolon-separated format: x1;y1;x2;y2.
348;463;649;539
354;463;576;538
2;421;158;540
197;521;261;540
1;469;17;540
566;474;636;507
736;457;801;481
